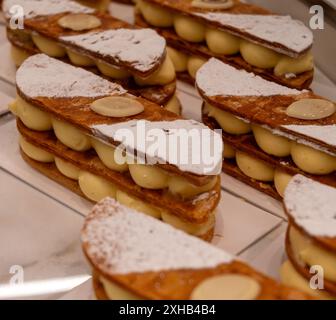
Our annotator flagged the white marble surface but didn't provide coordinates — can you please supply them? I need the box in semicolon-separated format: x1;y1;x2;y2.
0;169;90;300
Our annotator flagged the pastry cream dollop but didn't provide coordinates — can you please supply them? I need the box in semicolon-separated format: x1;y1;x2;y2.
174;15;206;43
14;96;52;131
236;151;275;182
20;136;54;163
138;0;174;27
134;56;175;86
240;41;280;69
55;157;80;180
32;34;66;58
78;171;117;202
205;28;240;55
52;118;91;152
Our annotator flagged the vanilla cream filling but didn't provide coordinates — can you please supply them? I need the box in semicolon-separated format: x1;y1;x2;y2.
20;136;55;163
280;260;335;300
32;34;66;58
161;210;215;236
274;169;293;198
291;142;336;175
129;164;169;190
174;15;206;43
66;49;95;67
275;51;314;77
116;190;162;219
91;138;129;172
12;96;52;131
52;118;92;152
252;125;291;157
205;28;240;55
55;157;81;180
240;41;281;69
100;276;141;300
289;226;336;283
10;45;31;67
134;55;175;86
187;56;207;79
236;151;275;182
21;145;213;236
164;94;181;115
167;46;188;72
205;103;251;135
138;0;174;27
96;61;132;80
79;171;117;202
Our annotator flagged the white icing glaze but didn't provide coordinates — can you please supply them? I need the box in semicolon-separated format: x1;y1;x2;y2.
16;54;126;98
284;175;336;238
91;119;223;176
82;197;233;274
61;29;166;73
196;58;303;97
3;0;93;19
194;12;313;56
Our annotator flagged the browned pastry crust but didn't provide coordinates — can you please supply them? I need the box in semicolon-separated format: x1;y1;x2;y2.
112;0;134;4
6;12;176;105
85;256;313;300
18;119;221;224
285;229;336;296
135;13;313;90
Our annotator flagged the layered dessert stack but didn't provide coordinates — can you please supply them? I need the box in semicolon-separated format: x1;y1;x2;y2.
82;197;313;300
281;175;336;299
196;58;336;200
10;54;223;240
3;0;180;113
135;0;314;89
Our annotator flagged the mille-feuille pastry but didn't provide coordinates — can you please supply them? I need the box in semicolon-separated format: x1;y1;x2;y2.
135;0;314;90
196;58;336;200
10;54;223;240
281;175;336;300
3;0;180;113
82;197;313;300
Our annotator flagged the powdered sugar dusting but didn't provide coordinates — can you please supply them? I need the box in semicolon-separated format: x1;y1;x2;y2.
281;125;336;152
195;12;313;55
82;198;233;274
196;58;303;97
284;175;336;238
61;29;166;73
91;119;223;175
3;0;93;19
16;54;126;98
